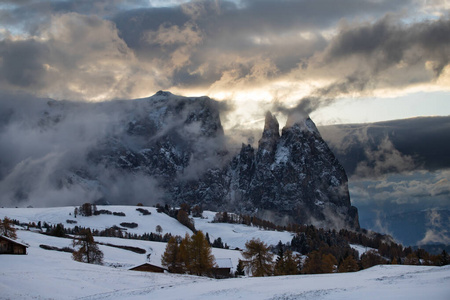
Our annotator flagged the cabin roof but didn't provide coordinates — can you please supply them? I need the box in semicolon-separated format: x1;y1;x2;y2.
129;263;167;271
215;258;233;269
0;235;28;248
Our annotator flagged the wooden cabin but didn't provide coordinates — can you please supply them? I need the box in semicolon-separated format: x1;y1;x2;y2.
210;258;233;279
0;235;28;255
129;263;167;273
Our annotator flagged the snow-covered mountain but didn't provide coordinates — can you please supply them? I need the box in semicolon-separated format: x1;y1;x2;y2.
0;91;358;230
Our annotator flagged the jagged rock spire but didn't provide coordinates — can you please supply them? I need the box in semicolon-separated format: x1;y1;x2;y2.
262;111;280;138
257;111;280;163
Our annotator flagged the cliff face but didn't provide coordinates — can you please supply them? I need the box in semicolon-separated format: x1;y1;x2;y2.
167;104;359;230
226;112;359;229
2;91;359;229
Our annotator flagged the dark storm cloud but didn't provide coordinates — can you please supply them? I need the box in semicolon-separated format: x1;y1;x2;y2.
322;16;450;76
0;39;49;88
0;12;163;100
272;16;450;118
319;116;450;179
238;0;411;30
110;0;415;89
2;0;443;101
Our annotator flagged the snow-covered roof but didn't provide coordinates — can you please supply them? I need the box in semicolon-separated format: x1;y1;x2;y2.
129;263;167;271
215;258;233;269
0;235;28;247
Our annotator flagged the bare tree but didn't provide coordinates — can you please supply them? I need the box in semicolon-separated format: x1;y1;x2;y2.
242;238;273;277
72;228;103;265
0;217;17;239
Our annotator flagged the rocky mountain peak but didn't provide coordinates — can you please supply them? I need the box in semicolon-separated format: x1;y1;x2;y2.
285;112;319;133
256;111;280;164
262;111;280;137
152;90;174;98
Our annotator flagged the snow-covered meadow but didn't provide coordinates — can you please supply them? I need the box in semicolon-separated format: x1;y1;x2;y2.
0;206;294;250
1;206;449;299
1;229;449;300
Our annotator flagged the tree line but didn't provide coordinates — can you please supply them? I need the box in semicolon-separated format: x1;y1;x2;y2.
237;238;449;277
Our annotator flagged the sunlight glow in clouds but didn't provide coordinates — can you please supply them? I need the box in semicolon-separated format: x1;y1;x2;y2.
0;0;448;127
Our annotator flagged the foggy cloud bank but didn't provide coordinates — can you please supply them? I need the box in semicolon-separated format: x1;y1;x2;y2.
0;91;230;207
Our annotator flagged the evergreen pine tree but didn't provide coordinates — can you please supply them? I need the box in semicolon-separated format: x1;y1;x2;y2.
50;223;65;237
274;241;285;275
235;259;245;277
440;250;449;266
212;237;224;248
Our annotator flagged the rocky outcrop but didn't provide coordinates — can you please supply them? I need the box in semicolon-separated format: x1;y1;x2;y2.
226;112;359;229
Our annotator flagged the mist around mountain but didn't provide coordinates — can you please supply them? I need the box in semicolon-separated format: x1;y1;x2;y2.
0;91;448;246
0;91;359;232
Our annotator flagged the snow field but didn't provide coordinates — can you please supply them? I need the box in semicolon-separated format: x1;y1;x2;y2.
0;207;449;299
1;229;449;300
0;206;295;251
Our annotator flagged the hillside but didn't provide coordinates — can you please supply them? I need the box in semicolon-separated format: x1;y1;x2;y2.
0;229;449;299
0;205;293;250
1;206;450;299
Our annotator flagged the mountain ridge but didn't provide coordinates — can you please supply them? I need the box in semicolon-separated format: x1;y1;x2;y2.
0;91;359;230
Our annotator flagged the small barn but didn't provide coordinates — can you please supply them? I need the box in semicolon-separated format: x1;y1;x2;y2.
129;263;167;273
210;258;233;279
0;235;28;255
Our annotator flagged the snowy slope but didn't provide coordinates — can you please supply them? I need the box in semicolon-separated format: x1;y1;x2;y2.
5;229;244;271
194;211;294;250
0;206;294;250
350;244;376;258
1;230;449;300
0;206;192;237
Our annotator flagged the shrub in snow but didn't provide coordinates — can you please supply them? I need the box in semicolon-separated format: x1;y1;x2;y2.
136;208;151;215
120;222;138;229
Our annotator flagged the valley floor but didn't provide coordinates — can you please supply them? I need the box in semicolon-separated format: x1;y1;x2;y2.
1;230;449;300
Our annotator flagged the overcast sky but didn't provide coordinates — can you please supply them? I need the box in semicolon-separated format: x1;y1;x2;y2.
0;0;449;128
